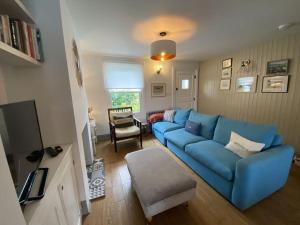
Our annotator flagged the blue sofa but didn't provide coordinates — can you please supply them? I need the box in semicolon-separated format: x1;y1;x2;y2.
152;109;294;210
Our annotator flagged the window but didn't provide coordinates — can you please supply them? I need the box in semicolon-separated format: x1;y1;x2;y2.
103;62;144;113
181;79;189;89
110;89;141;113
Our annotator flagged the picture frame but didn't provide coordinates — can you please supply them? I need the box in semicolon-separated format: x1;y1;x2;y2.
262;75;289;93
222;58;232;69
221;67;232;79
72;39;83;87
236;76;257;93
266;59;289;75
151;83;166;97
220;79;231;90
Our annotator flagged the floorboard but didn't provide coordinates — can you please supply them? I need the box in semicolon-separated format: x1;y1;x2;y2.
83;135;300;225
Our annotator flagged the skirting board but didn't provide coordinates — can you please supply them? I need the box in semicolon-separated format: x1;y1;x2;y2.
97;134;110;141
81;200;91;215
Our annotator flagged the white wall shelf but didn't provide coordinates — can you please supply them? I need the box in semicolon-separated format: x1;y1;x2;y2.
0;0;35;24
0;42;41;66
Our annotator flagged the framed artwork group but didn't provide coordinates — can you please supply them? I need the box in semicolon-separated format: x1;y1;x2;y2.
220;58;232;90
220;58;290;93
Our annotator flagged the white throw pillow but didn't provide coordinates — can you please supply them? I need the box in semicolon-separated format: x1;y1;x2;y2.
225;132;265;158
163;110;176;122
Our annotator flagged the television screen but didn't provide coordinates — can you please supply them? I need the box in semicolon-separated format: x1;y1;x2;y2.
0;100;44;201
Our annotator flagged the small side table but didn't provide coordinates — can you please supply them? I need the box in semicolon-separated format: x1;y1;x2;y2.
141;121;150;136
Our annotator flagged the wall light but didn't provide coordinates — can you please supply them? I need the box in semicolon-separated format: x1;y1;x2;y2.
156;64;163;75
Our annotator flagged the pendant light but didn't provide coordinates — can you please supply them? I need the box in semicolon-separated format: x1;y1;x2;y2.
150;32;176;61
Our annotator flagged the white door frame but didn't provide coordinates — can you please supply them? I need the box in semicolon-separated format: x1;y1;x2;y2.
172;67;199;110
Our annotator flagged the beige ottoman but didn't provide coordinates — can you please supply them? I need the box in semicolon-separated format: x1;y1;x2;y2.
125;147;196;222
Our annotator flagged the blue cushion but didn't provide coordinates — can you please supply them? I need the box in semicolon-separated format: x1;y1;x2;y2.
271;134;282;147
174;108;192;125
164;128;206;149
185;140;241;181
213;116;276;149
152;121;184;134
185;120;201;136
188;111;219;139
167;140;233;200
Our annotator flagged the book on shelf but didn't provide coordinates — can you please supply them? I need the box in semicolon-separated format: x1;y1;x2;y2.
0;14;44;62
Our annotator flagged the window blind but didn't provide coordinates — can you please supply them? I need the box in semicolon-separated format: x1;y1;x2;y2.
103;62;144;89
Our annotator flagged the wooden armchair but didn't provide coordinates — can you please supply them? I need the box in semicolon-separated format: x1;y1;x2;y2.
108;107;143;152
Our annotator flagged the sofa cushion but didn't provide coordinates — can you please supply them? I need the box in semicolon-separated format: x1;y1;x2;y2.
188;111;219;139
185;120;201;136
213;116;276;149
163;110;176;122
174;108;192;125
186;140;241;181
271;134;282;147
152;121;184;134
165;128;206;149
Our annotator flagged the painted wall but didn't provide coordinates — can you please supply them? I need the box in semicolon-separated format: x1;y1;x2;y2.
0;63;8;104
81;52;198;135
198;32;300;153
60;0;91;207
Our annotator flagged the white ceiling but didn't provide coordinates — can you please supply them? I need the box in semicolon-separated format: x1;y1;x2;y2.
66;0;300;61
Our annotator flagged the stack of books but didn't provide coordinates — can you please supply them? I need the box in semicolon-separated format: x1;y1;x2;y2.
0;15;44;62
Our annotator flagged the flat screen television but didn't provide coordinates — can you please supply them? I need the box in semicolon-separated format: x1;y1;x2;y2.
0;100;44;204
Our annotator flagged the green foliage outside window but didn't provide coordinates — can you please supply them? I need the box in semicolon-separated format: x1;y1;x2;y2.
110;90;141;113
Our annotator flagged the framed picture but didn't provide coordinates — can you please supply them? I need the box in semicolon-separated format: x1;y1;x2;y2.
151;83;166;97
222;58;232;69
266;59;289;75
72;39;83;87
220;79;231;90
236;76;257;93
221;67;232;79
262;75;289;93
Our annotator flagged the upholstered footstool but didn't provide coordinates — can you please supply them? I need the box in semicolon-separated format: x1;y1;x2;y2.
125;147;196;222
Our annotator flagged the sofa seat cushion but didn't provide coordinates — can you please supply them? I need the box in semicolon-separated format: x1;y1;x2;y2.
115;126;140;138
185;140;241;181
152;121;184;134
165;128;206;149
213;116;276;149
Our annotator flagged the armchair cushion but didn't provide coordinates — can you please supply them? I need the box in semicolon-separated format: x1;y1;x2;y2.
115;125;140;138
110;111;134;128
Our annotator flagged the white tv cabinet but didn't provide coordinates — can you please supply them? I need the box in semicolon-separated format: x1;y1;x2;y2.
23;145;82;225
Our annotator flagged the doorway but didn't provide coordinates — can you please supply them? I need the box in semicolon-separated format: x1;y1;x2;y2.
173;69;198;110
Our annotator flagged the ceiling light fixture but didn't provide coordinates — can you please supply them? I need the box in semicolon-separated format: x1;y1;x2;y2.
150;32;176;61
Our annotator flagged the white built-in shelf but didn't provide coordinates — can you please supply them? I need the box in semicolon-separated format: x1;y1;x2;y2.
0;42;41;66
0;0;35;24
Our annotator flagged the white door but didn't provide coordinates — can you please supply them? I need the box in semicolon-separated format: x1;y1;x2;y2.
174;70;197;109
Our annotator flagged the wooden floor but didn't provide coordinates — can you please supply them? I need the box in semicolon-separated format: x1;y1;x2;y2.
83;135;300;225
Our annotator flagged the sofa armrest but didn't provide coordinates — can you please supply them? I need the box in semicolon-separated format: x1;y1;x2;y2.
231;145;294;210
